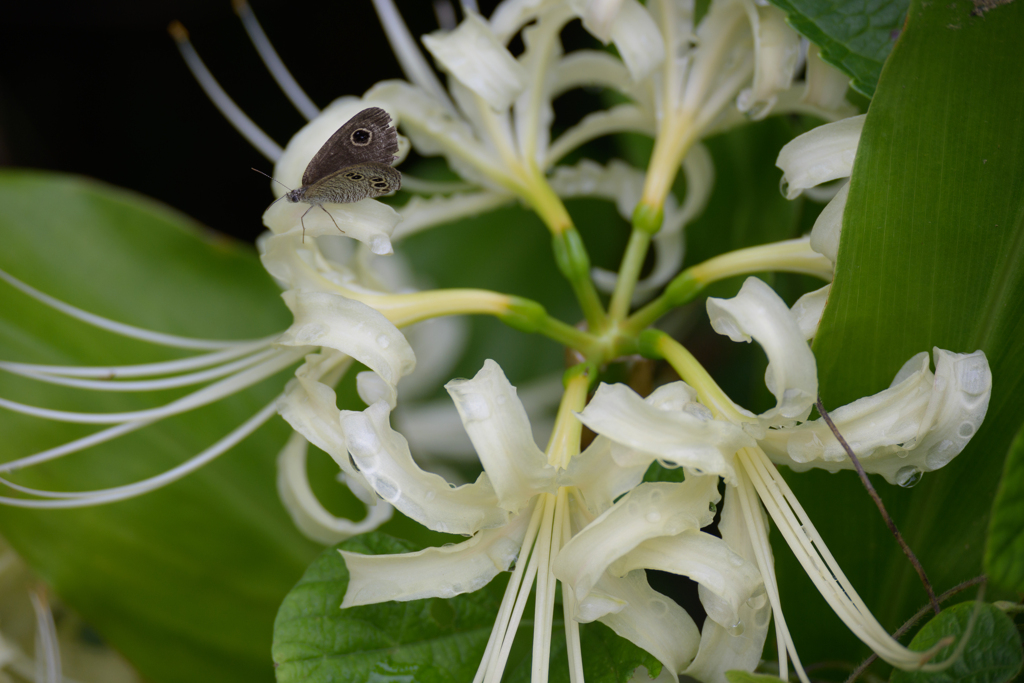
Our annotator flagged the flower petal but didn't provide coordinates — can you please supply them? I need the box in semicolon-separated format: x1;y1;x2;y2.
736;4;801;119
776;115;864;199
707;277;817;427
262;201;399;256
585;569;701;675
683;486;772;683
606;0;666;81
422;13;527;111
278;289;416;407
554;477;719;608
563;435;649;516
277;432;393;545
611;530;763;630
791;285;830;341
341;400;508;534
760;348;992;485
578;382;755;483
339;505;532;606
445;360;557;513
809;181;849;263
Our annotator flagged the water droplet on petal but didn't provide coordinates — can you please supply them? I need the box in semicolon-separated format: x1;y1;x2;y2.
727;621;745;636
895;466;923;488
376;334;391;349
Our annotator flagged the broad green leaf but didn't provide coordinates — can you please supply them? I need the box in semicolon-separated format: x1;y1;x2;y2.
0;171;323;682
272;533;503;683
889;602;1023;683
777;0;1024;667
985;422;1024;592
768;0;906;97
725;672;788;683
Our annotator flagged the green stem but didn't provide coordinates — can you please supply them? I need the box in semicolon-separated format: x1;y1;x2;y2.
552;229;606;332
501;296;602;357
624;269;704;335
608;229;652;323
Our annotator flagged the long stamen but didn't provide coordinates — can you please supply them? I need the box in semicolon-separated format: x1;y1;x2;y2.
168;21;283;162
0;267;276;350
0;398;280;509
3;348;278;392
0;420;153;473
233;0;320;121
0;348;303;425
0;340;276;379
29;590;62;683
370;0;459;117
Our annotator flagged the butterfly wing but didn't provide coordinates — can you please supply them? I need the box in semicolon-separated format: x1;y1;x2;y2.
304;162;402;204
301;107;398;187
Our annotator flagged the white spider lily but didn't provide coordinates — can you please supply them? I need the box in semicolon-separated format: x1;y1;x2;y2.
579;276;991;682
336;359;769;683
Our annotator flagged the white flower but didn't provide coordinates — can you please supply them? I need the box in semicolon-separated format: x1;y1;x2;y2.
578;276;991;682
336;359;768;683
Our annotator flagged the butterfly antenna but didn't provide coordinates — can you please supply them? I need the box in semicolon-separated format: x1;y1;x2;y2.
251;167;294;193
319;205;346;235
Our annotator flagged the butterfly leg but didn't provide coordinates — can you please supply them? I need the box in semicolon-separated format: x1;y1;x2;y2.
299;205;316;242
319;205;346;234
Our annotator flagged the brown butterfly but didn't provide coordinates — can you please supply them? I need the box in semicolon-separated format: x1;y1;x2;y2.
283;107;401;233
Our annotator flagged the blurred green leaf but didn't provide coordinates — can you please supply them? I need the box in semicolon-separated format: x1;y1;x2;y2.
725;672;788;683
272;533;503;683
889;602;1023;683
985;422;1024;593
768;0;906;96
778;0;1024;668
0;171;323;683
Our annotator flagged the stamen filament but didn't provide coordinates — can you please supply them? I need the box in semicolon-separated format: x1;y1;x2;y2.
168;21;283;162
233;0;320;121
2;348;278;392
0;267;279;350
0;348;304;425
0;398;280;509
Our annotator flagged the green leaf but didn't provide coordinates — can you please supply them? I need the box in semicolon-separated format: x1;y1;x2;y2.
768;0;906;97
777;0;1024;667
889;602;1023;683
985;422;1024;592
0;171;323;683
724;672;789;683
272;533;503;683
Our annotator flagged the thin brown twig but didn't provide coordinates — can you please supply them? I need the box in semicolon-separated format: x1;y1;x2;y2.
843;576;987;683
815;396;940;614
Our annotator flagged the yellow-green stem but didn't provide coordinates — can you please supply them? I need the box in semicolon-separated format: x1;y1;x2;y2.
608;230;653;323
546;365;592;468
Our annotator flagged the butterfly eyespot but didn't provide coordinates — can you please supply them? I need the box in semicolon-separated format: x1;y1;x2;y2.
351;128;372;145
371;177;384;183
345;172;364;180
373;182;388;189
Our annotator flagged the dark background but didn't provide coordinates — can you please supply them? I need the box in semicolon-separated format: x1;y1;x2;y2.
0;0;501;242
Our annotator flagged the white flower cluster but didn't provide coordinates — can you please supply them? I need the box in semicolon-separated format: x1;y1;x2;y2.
0;1;993;682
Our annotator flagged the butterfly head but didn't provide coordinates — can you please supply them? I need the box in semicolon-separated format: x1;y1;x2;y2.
285;187;306;203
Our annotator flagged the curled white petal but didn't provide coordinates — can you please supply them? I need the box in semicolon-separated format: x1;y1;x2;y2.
607;0;666;81
563;436;649;516
340;507;532;606
341;401;508;534
394;190;514;240
737;4;801;119
707;277;817;426
613;530;763;630
571;0;629;42
445;360;557;513
684;486;772;683
760;349;992;485
263;199;400;256
809;181;849;263
546;104;655;166
577;382;755;483
791;285;830;341
588;569;701;675
423;13;527;111
277;432;392;545
553;478;719;610
777;115;865;199
278;290;416;406
801;44;852;114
